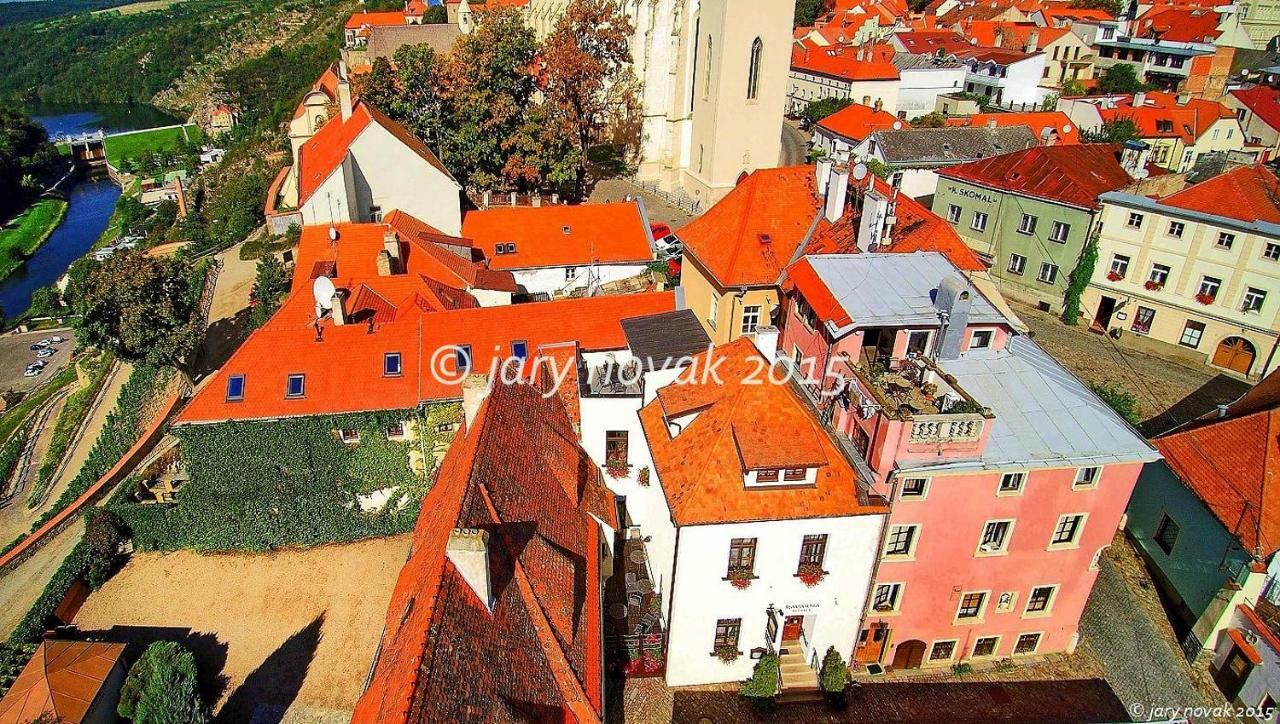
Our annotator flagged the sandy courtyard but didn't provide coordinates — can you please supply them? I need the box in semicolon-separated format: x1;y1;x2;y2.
72;534;411;723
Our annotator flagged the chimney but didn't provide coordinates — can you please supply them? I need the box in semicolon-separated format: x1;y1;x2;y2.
816;157;834;197
337;64;354;122
995;27;1005;47
462;373;491;431
934;274;973;361
1176;92;1191;106
752;325;780;362
383;229;401;272
330;289;347;326
1133;91;1146;107
1025;30;1038;53
825;163;851;223
987;118;998;128
447;529;493;610
376;250;394;276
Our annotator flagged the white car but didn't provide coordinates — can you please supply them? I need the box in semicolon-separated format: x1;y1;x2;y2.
37;338;53;347
49;335;64;344
35;348;54;359
23;364;42;377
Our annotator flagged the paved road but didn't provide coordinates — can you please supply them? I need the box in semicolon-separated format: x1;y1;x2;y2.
0;329;75;396
780;122;809;167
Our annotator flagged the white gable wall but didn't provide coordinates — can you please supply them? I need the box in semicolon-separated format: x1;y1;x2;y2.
348;123;462;235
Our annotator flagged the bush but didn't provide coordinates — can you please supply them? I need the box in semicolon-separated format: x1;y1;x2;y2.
819;646;848;693
118;641;207;723
1089;379;1141;426
740;654;779;707
951;662;974;675
82;508;130;589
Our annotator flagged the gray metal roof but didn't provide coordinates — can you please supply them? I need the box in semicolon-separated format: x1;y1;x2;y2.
804;252;1006;332
893;52;965;70
872;126;1038;166
933;335;1159;470
622;309;712;370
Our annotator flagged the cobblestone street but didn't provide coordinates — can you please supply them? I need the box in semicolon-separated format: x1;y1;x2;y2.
1079;535;1229;722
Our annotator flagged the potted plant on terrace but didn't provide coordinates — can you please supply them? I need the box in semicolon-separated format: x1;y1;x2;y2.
637;466;651;487
797;562;826;587
727;568;753;589
605;457;632;479
715;644;740;663
820;646;851;709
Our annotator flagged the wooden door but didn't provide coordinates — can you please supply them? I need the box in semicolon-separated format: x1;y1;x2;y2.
1212;337;1256;375
891;640;926;670
855;623;890;663
1213;647;1253;701
782;615;803;641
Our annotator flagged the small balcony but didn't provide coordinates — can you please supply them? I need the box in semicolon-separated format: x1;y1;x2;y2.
580;359;643;398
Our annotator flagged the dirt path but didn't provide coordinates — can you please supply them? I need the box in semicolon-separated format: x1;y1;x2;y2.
0;394;68;543
0;519;83;638
73;535;411;722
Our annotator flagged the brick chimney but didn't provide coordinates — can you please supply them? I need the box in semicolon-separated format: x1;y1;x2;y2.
1025;30;1039;53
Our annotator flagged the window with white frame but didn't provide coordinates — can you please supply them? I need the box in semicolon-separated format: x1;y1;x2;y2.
1168;220;1185;238
1073;466;1100;489
900;477;928;499
1050;513;1085;547
1264;242;1280;261
1049;221;1070;243
1198;276;1221;300
708;292;720;329
1126;212;1144;229
972;636;999;657
971;211;989;231
1013;632;1042;654
978;520;1013;554
1018;213;1038;235
1037;262;1059;285
1243;287;1267;313
956;591;987;621
1109;254;1129;278
872;582;903;612
1148;263;1171;288
1007;254;1026;275
970;329;994;349
998;471;1025;494
1179;320;1205;348
1025;585;1057;614
338;429;361;444
1216;231;1235;249
948;204;962;223
741;305;761;334
884;524;919;558
929;640;957;661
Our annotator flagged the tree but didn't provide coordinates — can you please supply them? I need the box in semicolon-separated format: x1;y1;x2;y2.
1095;64;1149;94
1060;79;1087;97
1082;118;1139;143
0;107;60;220
391;43;443;145
819;646;850;706
541;0;638;199
83;508;129;589
71;251;198;366
864;157;891;180
424;5;448;23
118;641;207;724
1070;0;1123;17
794;0;831;26
1089;379;1141;426
248;253;288;329
357;56;400;118
27;286;60;319
799;97;854;128
437;6;539;189
909;111;947;127
1061;234;1098;325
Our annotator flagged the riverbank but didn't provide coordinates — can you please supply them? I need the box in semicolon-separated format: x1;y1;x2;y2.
0;198;69;283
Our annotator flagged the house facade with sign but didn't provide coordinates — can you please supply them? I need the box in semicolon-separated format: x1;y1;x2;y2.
1084;165;1280;378
932;143;1151;313
778;252;1158;670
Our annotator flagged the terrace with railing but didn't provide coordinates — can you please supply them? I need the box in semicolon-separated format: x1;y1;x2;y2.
580;358;644;398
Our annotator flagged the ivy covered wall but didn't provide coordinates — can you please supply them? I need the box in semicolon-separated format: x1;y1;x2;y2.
112;403;462;551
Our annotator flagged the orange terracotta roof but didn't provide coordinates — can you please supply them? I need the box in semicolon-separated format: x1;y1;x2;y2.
0;641;125;724
1232;85;1280;134
1134;5;1223;43
1154;406;1280;556
1099;91;1236;143
945;111;1080;144
292;65;340;122
893;30;974;55
817;102;907;143
791;40;900;81
939;143;1137;209
461;202;653;270
352;379;613;723
344;10;408;29
177;290;676;423
965;20;1071;48
1159;165;1280;225
296;101;453;206
640;339;885;526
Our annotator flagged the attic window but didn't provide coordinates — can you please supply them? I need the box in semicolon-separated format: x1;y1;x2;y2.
942;143;953;152
505;242;516;254
759;233;772;244
226;374;245;402
562;225;571;235
286;373;306;399
384;352;403;377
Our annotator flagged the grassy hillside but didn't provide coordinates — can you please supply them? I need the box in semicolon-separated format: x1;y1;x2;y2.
103;124;202;167
0;198;68;280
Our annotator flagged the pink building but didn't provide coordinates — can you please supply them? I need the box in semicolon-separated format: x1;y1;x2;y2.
778;252;1158;670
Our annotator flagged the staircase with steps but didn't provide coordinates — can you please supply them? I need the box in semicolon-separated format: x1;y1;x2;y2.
777;640;823;703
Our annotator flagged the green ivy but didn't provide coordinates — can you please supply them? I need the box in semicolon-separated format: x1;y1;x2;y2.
1061;234;1099;325
112;404;459;552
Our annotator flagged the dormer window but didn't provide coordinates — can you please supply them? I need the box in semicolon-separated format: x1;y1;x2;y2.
757;469;780;483
504;242;516;254
784;468;806;482
226;374;245;402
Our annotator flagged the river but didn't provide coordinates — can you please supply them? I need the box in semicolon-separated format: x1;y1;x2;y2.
0;104;179;319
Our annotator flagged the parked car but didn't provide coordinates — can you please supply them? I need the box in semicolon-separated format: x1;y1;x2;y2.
650;223;682;256
23;364;42;377
35;348;54;359
37;338;53;347
49;335;64;344
29;340;49;350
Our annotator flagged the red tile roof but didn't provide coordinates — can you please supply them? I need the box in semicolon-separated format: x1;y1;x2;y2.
1134;5;1223;43
1232;85;1280;134
0;641;125;724
680;165;986;287
1037;3;1114;23
791;40;900;81
296;101;453;206
939;143;1137;209
893;30;974;55
1098;91;1236;143
344;9;408;28
177;290;676;423
461;202;653;270
639;339;886;525
291;64;341;123
965;20;1071;48
352;378;614;723
945;111;1080;144
1159;164;1280;225
817;103;907;144
1154;406;1280;556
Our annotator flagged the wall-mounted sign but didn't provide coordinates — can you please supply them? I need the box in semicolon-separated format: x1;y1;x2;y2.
948;186;998;205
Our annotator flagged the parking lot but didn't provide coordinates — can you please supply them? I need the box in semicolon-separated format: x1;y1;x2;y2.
0;328;75;396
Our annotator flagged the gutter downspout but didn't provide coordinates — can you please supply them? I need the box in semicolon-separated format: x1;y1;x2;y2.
854;470;900;665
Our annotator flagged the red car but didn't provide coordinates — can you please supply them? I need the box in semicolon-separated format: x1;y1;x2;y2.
649;222;672;239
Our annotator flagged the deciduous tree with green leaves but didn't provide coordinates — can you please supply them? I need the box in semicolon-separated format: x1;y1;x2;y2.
71;251;198;367
1095;64;1150;94
248;253;289;329
118;641;207;724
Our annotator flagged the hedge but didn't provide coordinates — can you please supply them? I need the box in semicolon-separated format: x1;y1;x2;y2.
112;404;460;552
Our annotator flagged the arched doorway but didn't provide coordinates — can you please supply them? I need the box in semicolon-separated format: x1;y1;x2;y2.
891;639;927;670
1212;336;1257;375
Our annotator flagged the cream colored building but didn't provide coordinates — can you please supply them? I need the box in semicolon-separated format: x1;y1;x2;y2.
1083;166;1280;378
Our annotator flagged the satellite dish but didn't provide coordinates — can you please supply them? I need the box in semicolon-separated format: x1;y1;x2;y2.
328;225;339;242
851;163;869;181
892;120;903;130
1063;124;1073;133
313;275;337;311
